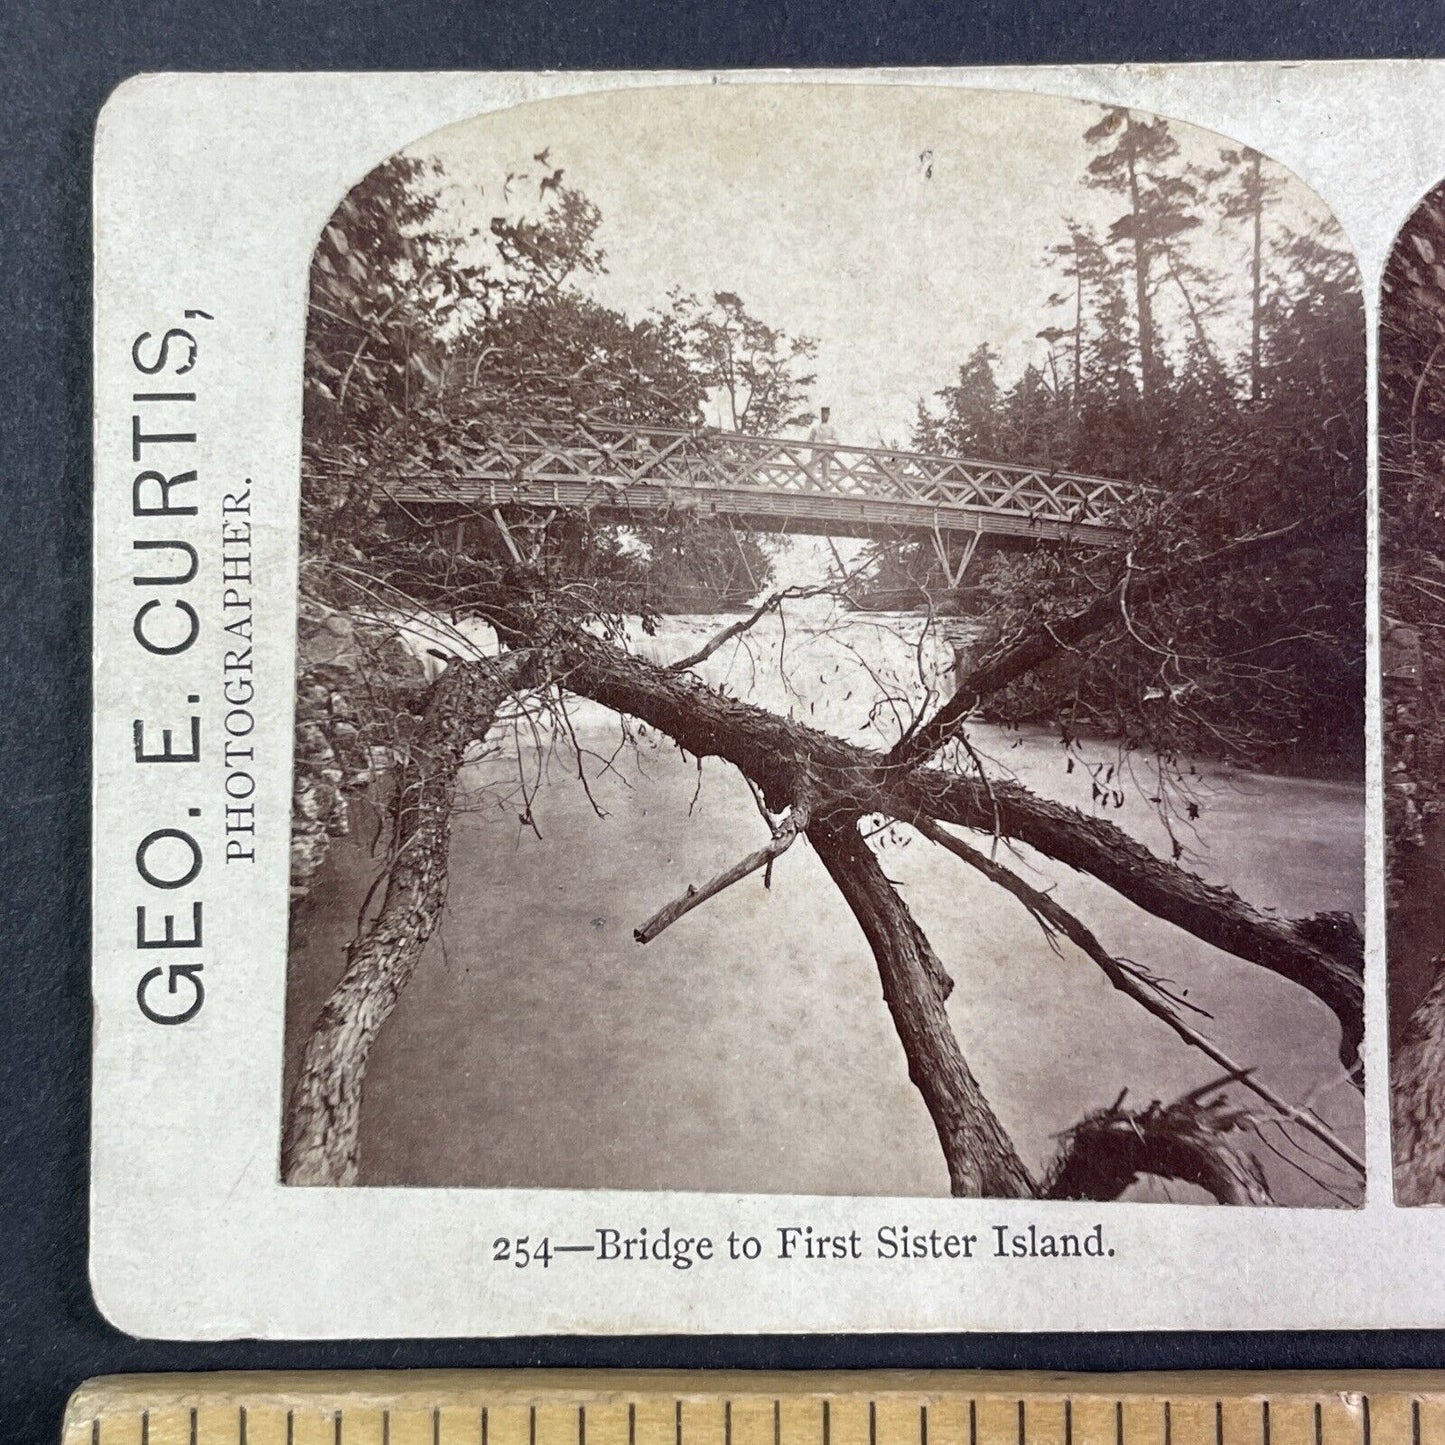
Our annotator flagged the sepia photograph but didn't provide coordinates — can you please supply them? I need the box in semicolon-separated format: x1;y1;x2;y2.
278;84;1366;1207
1383;177;1445;1205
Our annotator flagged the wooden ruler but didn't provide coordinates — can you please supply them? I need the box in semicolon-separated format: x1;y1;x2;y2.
59;1372;1445;1445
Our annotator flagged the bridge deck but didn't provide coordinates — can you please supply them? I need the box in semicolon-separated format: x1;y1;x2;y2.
380;422;1135;544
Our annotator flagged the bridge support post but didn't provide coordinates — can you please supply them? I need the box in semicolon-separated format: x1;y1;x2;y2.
491;507;524;565
931;527;981;590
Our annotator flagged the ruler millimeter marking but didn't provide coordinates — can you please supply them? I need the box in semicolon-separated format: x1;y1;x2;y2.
61;1373;1445;1445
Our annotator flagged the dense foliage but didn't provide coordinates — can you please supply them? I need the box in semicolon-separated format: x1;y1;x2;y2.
301;153;792;618
881;113;1365;771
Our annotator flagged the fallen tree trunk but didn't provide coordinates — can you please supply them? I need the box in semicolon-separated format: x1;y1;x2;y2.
500;616;1361;1072
917;776;1366;1078
808;812;1036;1198
286;587;1288;1202
810;810;1272;1203
281;653;524;1185
910;816;1364;1178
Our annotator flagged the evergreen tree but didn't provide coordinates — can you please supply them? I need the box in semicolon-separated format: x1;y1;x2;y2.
1082;108;1201;414
922;343;1003;456
1209;146;1282;403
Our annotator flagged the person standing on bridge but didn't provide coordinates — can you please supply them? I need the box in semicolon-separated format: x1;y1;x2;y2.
808;406;838;486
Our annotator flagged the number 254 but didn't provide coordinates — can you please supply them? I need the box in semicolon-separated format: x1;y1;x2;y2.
493;1236;553;1268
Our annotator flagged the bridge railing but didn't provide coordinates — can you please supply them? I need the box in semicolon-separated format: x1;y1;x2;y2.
387;421;1138;532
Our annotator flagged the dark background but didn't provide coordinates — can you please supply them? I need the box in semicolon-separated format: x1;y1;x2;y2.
6;2;1445;1441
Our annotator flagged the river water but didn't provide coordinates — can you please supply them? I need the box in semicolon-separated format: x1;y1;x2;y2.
284;605;1366;1205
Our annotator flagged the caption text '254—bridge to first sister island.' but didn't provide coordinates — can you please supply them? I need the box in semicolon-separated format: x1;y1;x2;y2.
381;422;1136;585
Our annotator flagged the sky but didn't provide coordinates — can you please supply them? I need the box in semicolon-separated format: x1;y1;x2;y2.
407;82;1345;450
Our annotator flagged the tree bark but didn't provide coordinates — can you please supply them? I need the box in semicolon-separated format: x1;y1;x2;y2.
806;812;1270;1203
808;812;1035;1198
1392;965;1445;1205
281;653;523;1185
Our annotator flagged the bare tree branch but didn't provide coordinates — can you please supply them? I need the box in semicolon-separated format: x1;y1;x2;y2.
809;812;1273;1202
634;799;812;943
667;585;834;673
910;816;1364;1177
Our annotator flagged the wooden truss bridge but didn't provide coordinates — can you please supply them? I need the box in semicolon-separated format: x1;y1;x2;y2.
384;422;1136;586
